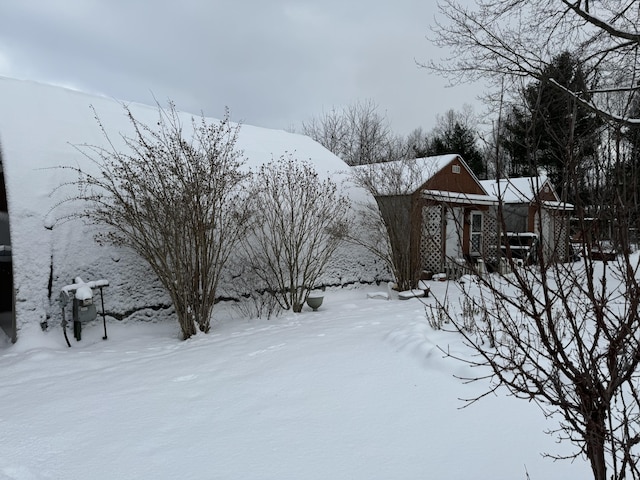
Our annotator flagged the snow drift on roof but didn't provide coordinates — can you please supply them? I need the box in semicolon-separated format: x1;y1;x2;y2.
480;175;550;203
351;155;459;196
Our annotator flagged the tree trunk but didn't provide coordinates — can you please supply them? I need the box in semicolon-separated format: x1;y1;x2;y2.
174;297;198;340
585;415;607;480
178;316;197;340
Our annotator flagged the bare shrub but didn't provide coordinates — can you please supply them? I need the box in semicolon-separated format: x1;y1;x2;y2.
65;103;250;339
428;4;640;477
350;158;435;291
425;303;449;330
240;154;350;312
229;268;283;320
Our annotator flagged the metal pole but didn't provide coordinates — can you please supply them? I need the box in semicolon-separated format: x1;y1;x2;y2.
99;287;107;340
61;306;71;348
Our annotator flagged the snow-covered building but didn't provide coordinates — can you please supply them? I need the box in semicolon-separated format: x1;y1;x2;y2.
353;155;497;280
0;77;385;343
480;175;573;262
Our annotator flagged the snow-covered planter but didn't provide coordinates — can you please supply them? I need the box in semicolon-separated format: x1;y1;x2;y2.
306;295;324;311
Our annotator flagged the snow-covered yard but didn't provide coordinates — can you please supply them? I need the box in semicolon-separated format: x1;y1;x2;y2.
0;281;590;479
0;77;596;479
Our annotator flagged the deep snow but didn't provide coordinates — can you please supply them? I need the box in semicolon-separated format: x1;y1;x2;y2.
0;281;590;480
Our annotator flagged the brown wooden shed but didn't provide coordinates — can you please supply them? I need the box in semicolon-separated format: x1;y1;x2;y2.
353;155;497;282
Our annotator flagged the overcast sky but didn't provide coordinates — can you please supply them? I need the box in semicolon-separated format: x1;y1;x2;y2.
0;1;483;136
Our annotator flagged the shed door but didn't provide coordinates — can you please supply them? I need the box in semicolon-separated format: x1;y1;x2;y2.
444;207;463;260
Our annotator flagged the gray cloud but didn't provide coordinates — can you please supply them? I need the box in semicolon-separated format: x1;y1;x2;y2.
0;0;482;135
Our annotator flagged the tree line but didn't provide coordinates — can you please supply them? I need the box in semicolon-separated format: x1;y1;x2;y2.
301;98;487;177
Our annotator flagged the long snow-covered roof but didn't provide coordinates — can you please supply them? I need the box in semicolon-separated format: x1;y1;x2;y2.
0;76;348;175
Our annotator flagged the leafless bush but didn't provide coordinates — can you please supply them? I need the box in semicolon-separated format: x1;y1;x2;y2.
425;303;449;330
229;268;283;320
240;154;350;312
454;255;640;480
234;291;283;321
63;103;250;339
439;172;640;480
428;4;640;476
459;296;480;333
350;158;435;291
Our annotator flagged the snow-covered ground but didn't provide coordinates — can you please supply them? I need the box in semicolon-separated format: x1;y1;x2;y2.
0;280;590;480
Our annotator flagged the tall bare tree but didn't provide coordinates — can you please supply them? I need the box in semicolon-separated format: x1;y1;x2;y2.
302;99;404;165
66;103;251;339
429;0;640;126
427;82;640;480
442;188;640;479
426;9;640;473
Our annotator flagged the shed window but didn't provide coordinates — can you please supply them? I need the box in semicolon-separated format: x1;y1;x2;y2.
470;211;483;254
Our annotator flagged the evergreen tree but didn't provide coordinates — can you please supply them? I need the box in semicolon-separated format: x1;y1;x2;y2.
500;52;601;200
426;112;486;178
500;105;535;178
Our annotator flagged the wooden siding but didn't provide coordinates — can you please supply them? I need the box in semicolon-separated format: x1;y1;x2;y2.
538;180;559;202
423;157;486;195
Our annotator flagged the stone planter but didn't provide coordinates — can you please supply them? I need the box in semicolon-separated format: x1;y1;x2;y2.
306;295;324;311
